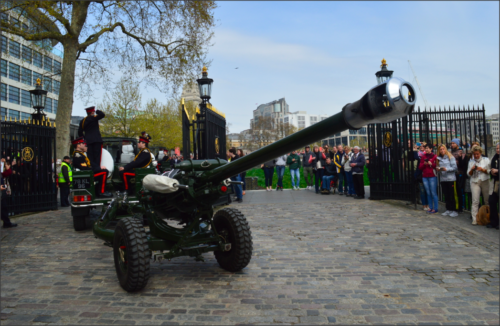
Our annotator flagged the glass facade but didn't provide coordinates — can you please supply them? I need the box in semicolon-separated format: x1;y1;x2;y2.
33;51;42;68
1;36;7;54
53;60;61;74
1;84;6;101
8;85;20;104
1;108;7;120
1;59;6;77
33;71;42;85
44;77;52;93
8;62;20;81
21;67;31;85
22;45;32;63
53;80;60;95
45;98;53;113
21;112;31;121
21;89;31;107
8;109;20;120
9;39;20;58
44;55;52;72
53;99;58;114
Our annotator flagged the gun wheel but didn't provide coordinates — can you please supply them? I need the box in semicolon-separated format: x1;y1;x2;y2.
213;208;253;272
113;217;150;292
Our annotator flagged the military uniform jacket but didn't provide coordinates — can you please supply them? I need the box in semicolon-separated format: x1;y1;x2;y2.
72;151;92;171
78;110;105;144
123;148;152;172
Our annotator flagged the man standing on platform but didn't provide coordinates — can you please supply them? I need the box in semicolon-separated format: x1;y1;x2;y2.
119;134;152;196
72;137;113;198
58;156;72;207
78;106;105;173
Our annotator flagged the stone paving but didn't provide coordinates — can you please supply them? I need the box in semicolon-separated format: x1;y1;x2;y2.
1;190;499;325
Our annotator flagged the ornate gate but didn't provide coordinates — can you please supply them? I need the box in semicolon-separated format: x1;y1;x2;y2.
1;118;58;214
367;105;487;205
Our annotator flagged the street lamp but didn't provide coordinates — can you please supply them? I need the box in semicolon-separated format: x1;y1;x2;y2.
196;66;213;104
29;78;47;122
375;58;393;85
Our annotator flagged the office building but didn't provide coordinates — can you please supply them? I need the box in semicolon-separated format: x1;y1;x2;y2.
1;9;62;122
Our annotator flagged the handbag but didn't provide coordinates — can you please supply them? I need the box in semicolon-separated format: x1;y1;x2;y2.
316;161;322;169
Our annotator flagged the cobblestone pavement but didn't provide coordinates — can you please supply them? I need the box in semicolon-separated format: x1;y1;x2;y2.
1;193;499;325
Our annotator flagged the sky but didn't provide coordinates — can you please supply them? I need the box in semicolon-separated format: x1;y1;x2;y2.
73;1;500;134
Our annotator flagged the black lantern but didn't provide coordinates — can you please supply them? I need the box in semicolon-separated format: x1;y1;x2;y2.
375;58;393;85
29;78;48;121
196;66;213;104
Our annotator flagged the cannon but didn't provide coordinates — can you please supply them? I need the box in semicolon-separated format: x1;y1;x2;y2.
92;77;416;292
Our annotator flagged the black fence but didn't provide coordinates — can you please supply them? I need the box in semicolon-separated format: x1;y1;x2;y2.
368;105;487;211
1;119;58;214
182;101;226;160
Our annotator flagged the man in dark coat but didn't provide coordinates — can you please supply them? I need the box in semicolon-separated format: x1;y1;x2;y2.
170;154;180;169
72;137;112;198
78;106;105;173
118;135;152;195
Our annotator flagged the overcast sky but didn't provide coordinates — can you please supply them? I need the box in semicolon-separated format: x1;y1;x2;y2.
73;1;499;133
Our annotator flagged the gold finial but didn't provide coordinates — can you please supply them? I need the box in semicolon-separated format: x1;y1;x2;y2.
14;117;17;122
9;116;12;122
54;122;56;128
181;98;185;105
202;66;207;73
37;119;39;125
42;116;45;122
36;78;41;86
381;58;387;68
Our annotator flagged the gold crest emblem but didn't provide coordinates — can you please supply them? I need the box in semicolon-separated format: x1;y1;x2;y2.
383;132;392;147
22;147;34;162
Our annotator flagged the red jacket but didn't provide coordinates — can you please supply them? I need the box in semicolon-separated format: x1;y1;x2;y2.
418;153;437;178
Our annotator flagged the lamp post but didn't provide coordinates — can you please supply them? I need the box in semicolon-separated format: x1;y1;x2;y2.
29;78;48;122
196;66;214;105
375;58;393;85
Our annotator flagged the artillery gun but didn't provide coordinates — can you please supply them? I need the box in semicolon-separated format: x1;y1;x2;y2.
92;77;416;292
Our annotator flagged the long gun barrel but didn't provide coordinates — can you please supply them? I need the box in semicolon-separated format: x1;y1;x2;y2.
202;77;416;184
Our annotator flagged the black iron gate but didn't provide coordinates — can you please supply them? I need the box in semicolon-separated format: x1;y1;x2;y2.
368;105;487;205
182;101;226;160
1;119;58;214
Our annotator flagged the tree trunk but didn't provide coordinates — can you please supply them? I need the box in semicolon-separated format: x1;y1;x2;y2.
55;41;78;159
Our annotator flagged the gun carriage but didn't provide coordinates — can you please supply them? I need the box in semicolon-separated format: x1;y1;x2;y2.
72;76;416;291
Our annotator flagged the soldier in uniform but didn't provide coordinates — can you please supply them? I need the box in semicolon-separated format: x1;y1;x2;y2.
78;106;105;173
72;137;113;198
119;134;152;196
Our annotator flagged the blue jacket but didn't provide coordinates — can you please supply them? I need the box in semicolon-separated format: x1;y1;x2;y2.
350;152;365;174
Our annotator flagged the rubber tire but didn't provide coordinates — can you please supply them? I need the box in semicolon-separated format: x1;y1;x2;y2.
73;215;87;231
213;208;253;272
113;217;150;292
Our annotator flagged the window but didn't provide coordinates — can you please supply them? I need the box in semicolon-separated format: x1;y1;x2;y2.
321;117;327;121
44;56;52;72
0;13;8;24
342;136;348;145
33;71;42;86
21;67;31;85
335;132;341;136
33;51;42;68
1;108;7;120
53;99;58;114
1;36;7;54
358;127;367;134
9;40;20;58
349;129;358;135
8;86;20;104
1;84;6;101
8;62;20;81
21;89;31;107
45;98;53;113
310;116;317;123
284;117;289;123
22;45;32;63
53;60;61;74
21;112;31;121
53;80;60;95
298;121;306;128
43;77;52;93
8;109;20;120
298;116;305;121
11;17;20;29
1;59;6;77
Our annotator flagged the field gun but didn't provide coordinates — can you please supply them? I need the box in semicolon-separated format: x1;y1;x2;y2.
92;77;416;292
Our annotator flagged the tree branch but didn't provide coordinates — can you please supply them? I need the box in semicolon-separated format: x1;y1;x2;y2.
0;22;65;43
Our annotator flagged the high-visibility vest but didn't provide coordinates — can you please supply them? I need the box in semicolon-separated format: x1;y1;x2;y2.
58;162;73;183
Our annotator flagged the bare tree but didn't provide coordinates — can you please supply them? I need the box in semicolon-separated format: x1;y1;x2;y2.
1;1;216;157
